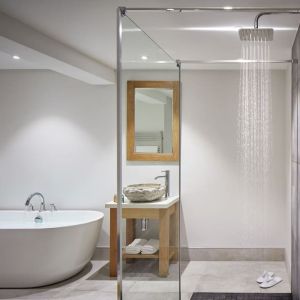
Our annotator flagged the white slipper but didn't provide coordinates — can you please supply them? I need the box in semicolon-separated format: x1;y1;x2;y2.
260;276;282;289
256;271;274;284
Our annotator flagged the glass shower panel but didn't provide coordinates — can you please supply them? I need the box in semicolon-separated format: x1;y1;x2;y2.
291;26;300;300
119;14;180;300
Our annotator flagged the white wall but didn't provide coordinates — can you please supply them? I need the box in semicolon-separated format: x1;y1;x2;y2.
181;70;290;249
122;69;290;249
135;101;164;132
0;69;291;252
0;70;116;247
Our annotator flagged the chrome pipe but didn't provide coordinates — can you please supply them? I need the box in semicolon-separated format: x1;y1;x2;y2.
254;10;300;28
116;6;123;300
177;59;182;300
180;59;292;64
141;218;149;231
125;7;300;13
123;59;292;65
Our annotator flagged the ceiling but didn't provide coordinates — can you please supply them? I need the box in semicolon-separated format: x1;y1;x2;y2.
0;50;39;69
126;10;300;62
136;88;172;105
0;0;300;71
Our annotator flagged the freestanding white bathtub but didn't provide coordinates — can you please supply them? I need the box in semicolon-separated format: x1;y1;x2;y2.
0;210;104;288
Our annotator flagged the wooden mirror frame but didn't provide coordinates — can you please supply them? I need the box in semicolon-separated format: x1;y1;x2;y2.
127;80;179;161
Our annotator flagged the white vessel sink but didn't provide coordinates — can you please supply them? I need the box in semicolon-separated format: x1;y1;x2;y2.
123;184;166;202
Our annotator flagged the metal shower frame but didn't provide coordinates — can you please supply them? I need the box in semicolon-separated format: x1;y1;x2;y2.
116;6;300;300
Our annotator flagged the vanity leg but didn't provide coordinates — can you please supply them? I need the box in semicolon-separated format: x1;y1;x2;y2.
126;219;136;263
109;208;117;277
159;208;170;277
171;202;179;262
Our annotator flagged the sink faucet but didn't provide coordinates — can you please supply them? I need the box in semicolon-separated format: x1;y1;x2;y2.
154;170;170;198
25;192;46;212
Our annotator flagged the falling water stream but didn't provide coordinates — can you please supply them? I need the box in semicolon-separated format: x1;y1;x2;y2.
238;37;272;243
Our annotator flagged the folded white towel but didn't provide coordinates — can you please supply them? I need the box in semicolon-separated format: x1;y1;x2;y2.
125;238;147;254
125;248;141;255
141;239;159;254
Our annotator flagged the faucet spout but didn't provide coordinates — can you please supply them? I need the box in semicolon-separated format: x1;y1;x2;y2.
25;192;46;211
154;170;170;198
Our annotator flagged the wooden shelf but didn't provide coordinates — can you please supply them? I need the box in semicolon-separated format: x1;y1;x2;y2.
123;250;159;259
122;249;175;260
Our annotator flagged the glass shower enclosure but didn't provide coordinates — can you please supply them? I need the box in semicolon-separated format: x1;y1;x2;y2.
116;8;181;300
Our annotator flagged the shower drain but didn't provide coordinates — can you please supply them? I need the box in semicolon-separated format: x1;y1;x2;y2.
191;293;292;300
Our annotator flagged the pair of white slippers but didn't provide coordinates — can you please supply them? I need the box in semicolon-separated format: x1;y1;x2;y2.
256;271;282;288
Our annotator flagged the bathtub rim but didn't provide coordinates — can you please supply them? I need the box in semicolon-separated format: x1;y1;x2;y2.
0;209;104;230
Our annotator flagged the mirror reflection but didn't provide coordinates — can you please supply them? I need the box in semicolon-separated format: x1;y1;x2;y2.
135;88;173;154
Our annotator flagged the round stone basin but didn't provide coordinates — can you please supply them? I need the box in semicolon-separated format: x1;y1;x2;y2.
123;184;166;202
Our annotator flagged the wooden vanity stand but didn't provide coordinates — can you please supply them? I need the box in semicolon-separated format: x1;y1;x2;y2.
105;196;179;278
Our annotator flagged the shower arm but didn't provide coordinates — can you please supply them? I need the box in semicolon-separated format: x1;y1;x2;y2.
254;10;300;29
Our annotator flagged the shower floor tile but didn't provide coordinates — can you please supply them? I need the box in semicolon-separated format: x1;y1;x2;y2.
181;261;290;294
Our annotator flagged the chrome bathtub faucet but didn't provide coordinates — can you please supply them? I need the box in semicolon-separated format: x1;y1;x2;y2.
154;170;170;198
25;192;46;212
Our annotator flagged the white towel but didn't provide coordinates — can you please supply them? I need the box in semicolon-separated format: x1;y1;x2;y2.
125;238;147;254
141;239;159;254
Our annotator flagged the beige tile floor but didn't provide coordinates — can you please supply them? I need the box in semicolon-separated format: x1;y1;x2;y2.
181;261;291;294
0;260;290;300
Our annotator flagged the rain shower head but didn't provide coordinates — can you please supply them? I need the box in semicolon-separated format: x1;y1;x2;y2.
239;28;274;41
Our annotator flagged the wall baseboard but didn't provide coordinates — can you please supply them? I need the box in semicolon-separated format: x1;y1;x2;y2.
180;248;284;261
93;247;285;261
284;248;291;280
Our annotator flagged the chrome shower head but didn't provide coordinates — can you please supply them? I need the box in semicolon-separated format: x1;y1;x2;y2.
239;28;274;41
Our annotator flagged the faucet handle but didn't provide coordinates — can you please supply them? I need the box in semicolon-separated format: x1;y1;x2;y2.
50;203;57;212
161;170;170;174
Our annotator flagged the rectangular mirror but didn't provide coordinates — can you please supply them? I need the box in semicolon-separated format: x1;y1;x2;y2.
127;81;179;161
